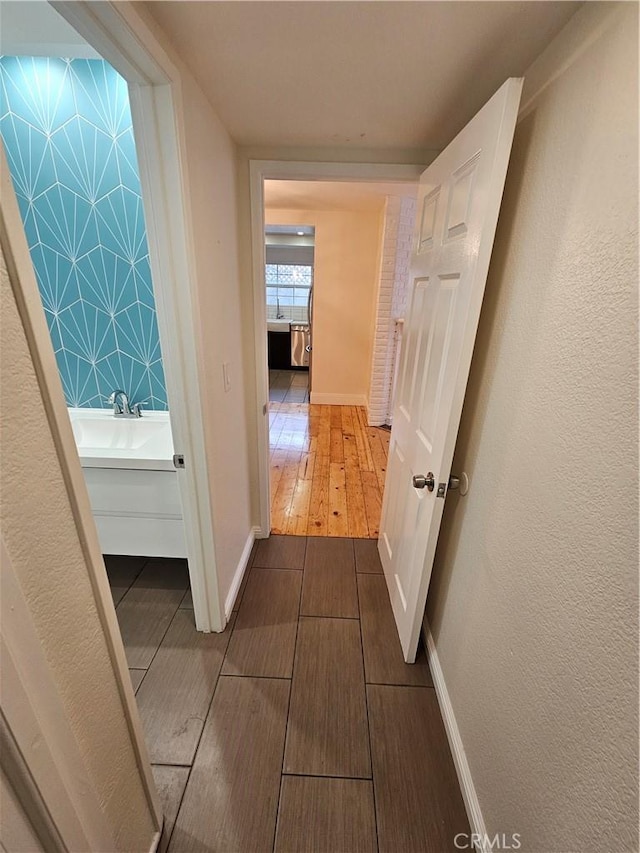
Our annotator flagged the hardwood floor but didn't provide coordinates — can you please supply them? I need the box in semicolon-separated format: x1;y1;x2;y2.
269;376;390;538
107;543;469;853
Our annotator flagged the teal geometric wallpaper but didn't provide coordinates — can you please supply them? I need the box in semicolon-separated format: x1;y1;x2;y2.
0;56;167;409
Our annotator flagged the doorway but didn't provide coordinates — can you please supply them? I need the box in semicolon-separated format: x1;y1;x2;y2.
254;171;420;538
265;222;313;405
2;0;224;633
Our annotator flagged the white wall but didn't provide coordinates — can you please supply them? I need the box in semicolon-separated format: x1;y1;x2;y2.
425;4;638;850
134;4;254;605
266;205;385;406
178;69;253;601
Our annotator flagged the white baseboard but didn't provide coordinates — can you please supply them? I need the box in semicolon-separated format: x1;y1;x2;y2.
423;623;488;853
253;526;270;540
310;392;368;406
224;527;258;619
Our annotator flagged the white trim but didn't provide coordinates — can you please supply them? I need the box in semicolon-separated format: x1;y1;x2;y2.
128;81;223;632
250;159;425;535
250;165;271;538
223;527;259;619
423;624;489;853
309;392;369;407
51;1;224;633
518;2;626;121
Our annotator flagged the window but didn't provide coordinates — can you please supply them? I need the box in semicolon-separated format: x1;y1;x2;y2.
265;264;312;307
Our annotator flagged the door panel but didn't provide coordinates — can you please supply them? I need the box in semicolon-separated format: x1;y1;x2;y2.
379;78;523;661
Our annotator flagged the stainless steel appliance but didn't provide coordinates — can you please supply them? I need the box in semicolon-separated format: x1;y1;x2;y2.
290;323;310;368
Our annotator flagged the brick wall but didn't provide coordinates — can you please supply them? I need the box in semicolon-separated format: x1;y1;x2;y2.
367;195;416;425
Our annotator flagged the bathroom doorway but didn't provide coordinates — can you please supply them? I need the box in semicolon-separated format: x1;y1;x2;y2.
1;49;188;560
1;0;224;635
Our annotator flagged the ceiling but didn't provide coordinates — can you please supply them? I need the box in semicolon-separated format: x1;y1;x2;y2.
265;180;417;213
143;1;580;152
0;1;99;58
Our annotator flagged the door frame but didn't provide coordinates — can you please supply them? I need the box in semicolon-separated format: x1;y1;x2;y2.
249;160;424;536
47;2;223;633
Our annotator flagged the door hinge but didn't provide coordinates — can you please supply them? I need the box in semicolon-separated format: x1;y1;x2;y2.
173;454;185;469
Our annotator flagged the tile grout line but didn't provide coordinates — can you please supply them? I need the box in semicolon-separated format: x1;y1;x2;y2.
116;566;190;853
252;565;303;573
164;614;236;853
298;613;360;622
366;681;436;689
272;535;307;853
282;771;373;781
115;558;178;695
113;556;150;613
355;553;381;853
220;672;294;682
163;558;246;852
133;588;186;681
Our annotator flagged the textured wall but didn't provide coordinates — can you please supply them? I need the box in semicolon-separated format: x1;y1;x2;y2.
426;4;638;850
1;244;155;850
0;56;167;409
266;206;384;404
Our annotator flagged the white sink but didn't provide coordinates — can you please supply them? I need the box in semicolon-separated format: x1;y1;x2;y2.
71;416;166;451
67;408;175;470
267;319;291;333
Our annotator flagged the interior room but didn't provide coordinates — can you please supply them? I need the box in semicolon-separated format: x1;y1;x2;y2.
1;2;637;853
265;222;313;404
0;33;189;560
264;179;417;537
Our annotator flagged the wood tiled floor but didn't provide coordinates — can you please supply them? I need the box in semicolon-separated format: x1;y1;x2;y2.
269;392;390;539
106;539;468;853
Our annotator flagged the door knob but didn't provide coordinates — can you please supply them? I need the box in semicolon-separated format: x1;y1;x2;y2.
412;472;435;491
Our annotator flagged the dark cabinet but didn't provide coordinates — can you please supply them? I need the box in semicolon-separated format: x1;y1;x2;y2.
268;330;291;369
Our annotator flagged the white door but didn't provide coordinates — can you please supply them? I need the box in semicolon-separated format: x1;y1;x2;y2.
379;78;523;662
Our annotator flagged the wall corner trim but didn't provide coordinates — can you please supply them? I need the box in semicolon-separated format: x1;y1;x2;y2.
149;829;162;853
223;527;258;619
423;623;489;853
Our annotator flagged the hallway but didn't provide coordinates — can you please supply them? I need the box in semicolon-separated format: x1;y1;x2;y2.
107;537;468;852
269;375;390;538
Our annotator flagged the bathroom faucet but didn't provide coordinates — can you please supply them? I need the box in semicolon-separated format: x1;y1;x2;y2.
276;296;285;320
108;390;144;418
